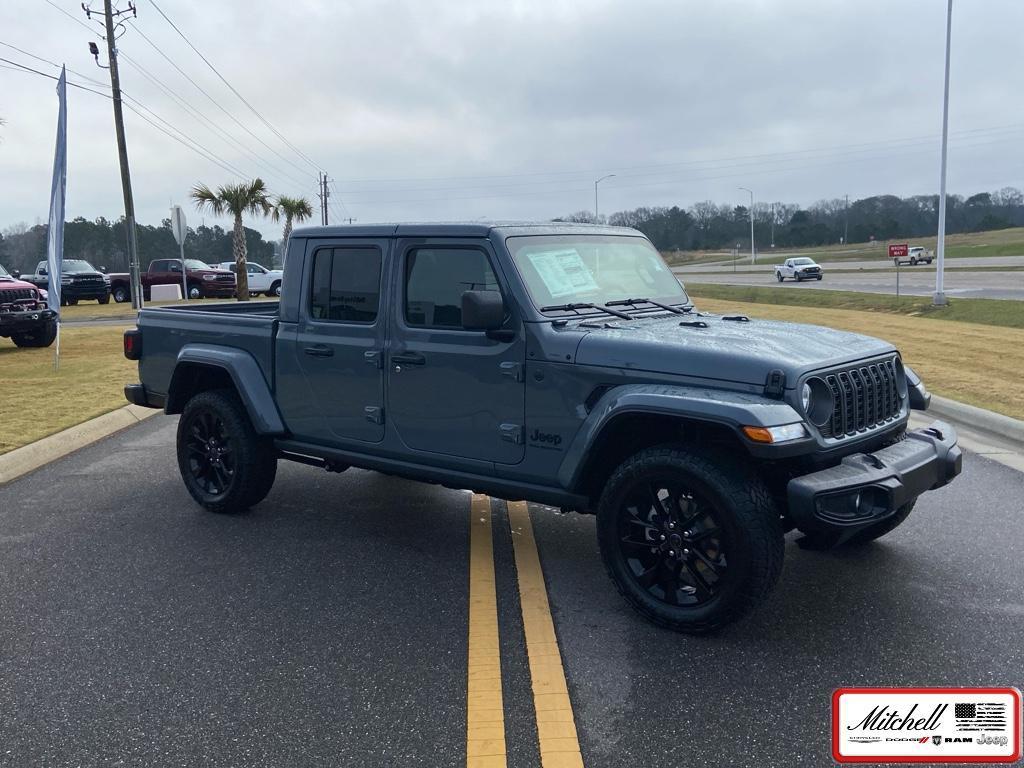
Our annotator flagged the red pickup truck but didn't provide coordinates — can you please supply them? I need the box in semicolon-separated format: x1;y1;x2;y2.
108;259;236;302
0;263;57;347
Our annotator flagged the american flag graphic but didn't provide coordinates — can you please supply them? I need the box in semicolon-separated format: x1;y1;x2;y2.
954;702;1008;731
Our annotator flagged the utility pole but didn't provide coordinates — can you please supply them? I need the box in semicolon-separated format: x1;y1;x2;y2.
92;1;142;308
317;171;331;225
934;0;953;307
739;187;755;264
844;194;849;245
770;202;775;248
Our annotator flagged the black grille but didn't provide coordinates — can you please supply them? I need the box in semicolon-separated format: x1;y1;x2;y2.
819;358;902;439
0;288;37;303
215;274;234;283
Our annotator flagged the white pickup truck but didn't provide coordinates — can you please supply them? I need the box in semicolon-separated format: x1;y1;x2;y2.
893;246;933;266
774;257;823;282
215;261;284;297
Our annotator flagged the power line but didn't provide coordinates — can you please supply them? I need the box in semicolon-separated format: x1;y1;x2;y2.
0;55;112;98
118;51;307;190
127;24;310;186
145;0;320;173
0;39;110;89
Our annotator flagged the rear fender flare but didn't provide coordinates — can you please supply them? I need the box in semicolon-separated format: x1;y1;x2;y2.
558;384;803;490
168;344;286;435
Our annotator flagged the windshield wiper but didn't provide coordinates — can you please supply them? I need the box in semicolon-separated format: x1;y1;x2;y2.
604;297;690;315
539;302;633;320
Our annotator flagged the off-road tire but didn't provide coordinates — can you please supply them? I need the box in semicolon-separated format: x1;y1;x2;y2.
176;389;277;514
11;318;58;348
596;445;784;634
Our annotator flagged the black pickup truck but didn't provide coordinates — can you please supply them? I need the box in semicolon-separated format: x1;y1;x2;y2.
19;259;110;305
123;222;962;633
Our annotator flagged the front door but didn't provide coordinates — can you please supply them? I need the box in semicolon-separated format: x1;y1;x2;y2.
388;240;526;464
292;239;388;444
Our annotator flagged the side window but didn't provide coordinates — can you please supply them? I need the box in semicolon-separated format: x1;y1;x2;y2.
309;246;382;323
405;248;498;329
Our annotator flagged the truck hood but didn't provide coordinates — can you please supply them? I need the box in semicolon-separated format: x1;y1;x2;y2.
573;312;895;387
0;275;40;292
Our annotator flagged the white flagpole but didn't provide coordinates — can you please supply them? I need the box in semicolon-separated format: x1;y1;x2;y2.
46;66;68;370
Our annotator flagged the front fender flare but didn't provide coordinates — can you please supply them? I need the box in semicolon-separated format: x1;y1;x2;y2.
557;384;804;491
168;344;286;435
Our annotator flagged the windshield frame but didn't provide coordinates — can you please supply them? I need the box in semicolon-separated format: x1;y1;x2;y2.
0;264;9;277
505;234;690;319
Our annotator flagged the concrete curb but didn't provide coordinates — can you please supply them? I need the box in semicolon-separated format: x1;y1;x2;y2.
927;395;1024;446
0;405;160;486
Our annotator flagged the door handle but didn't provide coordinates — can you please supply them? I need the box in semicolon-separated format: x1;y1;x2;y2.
391;352;425;366
303;344;334;358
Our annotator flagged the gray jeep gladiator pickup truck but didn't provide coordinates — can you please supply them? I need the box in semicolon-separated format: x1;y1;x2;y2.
124;222;961;633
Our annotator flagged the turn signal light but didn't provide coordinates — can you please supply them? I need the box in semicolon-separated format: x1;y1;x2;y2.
742;423;808;444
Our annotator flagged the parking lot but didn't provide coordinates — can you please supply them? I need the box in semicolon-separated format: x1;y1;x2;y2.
2;416;1022;767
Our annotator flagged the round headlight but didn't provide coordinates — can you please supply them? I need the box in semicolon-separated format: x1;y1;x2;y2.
803;377;835;427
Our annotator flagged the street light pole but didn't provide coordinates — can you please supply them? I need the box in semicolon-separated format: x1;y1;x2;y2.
933;0;953;306
739;187;755;264
594;174;615;223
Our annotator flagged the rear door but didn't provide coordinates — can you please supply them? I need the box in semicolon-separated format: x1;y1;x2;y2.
387;239;526;464
290;239;388;444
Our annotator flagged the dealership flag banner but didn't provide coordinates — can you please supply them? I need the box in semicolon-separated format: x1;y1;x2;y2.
46;66;67;368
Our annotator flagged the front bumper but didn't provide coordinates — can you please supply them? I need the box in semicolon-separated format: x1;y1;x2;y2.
787;420;961;533
0;306;57;335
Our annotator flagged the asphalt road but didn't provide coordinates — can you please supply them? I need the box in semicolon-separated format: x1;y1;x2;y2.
677;265;1024;301
2;417;1022;767
682;254;1024;273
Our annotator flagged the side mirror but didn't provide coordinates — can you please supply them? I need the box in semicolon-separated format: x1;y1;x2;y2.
11;270;20;278
100;265;107;273
461;290;505;331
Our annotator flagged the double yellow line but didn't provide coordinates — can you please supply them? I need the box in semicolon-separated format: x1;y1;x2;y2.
466;495;584;768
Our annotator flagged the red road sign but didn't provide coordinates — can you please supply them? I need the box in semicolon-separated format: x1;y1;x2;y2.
889;243;909;259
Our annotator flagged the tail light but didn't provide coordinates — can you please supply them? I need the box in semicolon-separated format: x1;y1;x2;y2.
123;328;142;360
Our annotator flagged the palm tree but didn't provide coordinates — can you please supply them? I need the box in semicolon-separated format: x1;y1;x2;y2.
190;178;273;300
272;195;314;262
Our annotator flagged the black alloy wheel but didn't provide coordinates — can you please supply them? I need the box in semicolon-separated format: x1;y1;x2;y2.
616;477;730;607
184;409;236;497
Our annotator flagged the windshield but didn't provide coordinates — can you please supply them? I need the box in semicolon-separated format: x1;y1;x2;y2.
184;259;212;270
792;258;814;265
507;235;688;310
62;260;97;273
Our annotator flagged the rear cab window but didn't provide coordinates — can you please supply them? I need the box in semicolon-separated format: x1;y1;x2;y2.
309;246;383;323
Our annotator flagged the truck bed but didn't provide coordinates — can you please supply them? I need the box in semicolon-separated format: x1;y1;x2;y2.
136;301;280;401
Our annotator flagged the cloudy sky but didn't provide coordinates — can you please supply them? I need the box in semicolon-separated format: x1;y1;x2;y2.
2;0;1022;239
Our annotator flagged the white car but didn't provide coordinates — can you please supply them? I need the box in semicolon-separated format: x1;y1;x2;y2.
215;261;283;297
